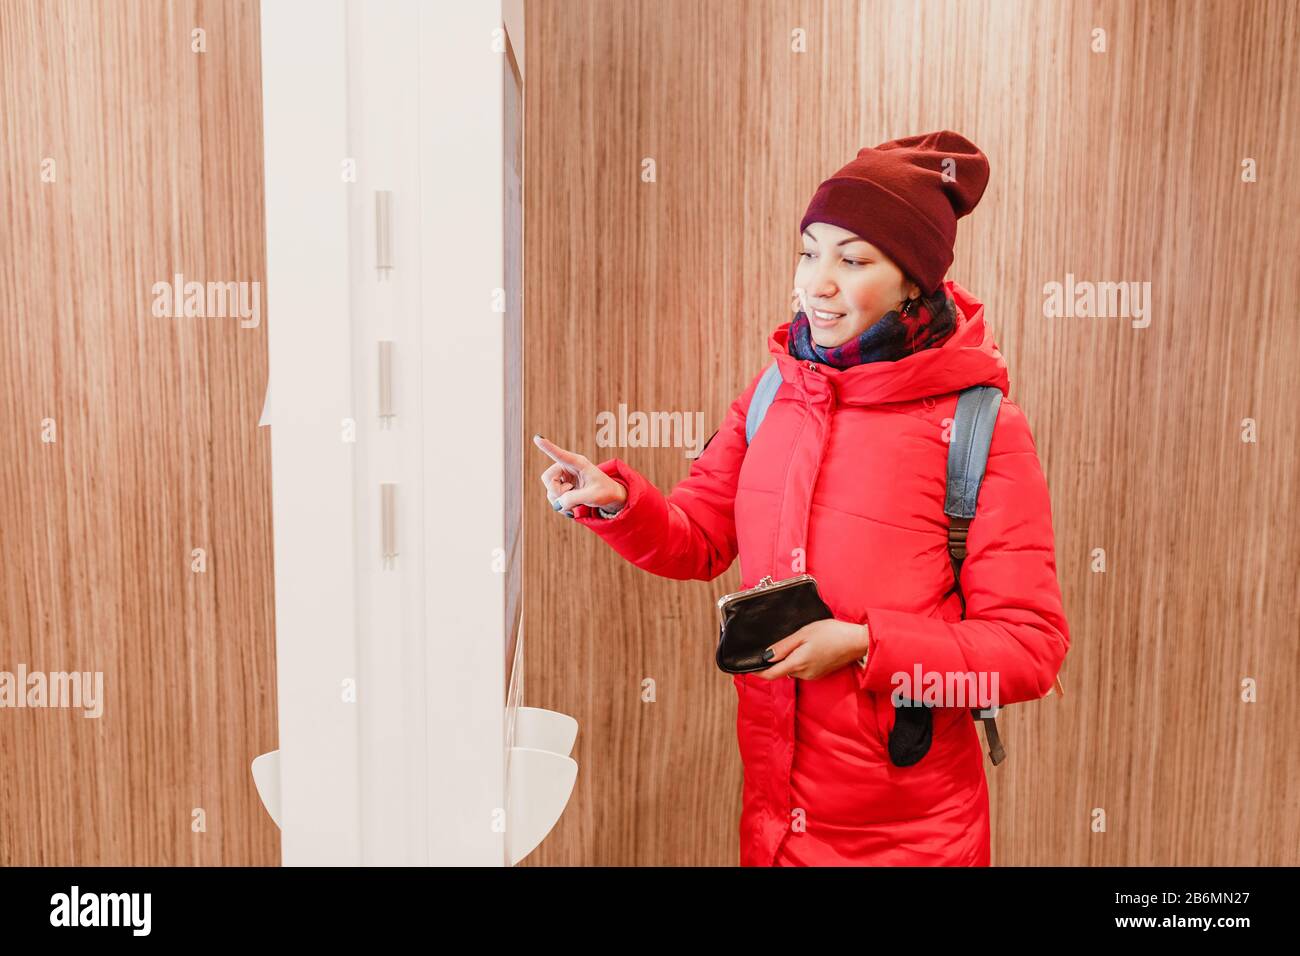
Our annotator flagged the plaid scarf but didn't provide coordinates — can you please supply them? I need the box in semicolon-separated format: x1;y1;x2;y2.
787;285;959;368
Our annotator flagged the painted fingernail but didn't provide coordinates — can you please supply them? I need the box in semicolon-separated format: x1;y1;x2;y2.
762;649;774;661
551;500;562;511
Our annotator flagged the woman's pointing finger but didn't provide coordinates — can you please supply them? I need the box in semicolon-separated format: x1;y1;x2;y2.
533;434;588;470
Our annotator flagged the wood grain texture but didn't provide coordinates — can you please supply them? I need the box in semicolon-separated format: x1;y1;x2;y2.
524;0;1300;865
0;0;277;865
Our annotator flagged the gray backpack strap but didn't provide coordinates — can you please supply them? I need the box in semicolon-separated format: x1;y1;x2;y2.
945;385;1004;533
944;385;1006;765
744;362;784;444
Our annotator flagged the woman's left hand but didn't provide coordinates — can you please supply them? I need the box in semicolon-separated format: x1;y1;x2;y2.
759;618;869;681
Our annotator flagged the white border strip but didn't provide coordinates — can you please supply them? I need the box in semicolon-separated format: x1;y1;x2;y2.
260;0;361;865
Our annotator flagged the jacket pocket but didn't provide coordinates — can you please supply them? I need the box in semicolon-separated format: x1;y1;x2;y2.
859;689;892;751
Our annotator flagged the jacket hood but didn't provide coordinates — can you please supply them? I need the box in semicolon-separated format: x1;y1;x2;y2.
767;279;1010;405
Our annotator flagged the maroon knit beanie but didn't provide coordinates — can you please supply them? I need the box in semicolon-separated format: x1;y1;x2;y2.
799;130;990;296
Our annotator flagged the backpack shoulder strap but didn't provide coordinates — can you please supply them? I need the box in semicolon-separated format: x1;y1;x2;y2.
945;385;1007;765
945;385;1003;613
744;362;784;445
945;385;1004;559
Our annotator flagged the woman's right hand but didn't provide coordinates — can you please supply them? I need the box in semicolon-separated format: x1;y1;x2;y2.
533;434;628;517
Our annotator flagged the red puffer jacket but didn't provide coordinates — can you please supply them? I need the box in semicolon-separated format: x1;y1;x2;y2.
571;280;1069;866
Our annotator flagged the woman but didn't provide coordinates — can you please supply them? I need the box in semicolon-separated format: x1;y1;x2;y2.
535;131;1069;866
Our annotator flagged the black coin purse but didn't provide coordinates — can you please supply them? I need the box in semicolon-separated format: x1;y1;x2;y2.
715;574;833;674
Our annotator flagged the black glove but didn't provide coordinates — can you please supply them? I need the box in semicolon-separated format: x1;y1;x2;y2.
887;698;933;767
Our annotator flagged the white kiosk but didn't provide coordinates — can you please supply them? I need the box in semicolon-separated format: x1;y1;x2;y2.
254;0;574;866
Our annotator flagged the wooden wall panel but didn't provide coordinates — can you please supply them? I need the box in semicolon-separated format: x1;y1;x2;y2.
0;0;276;865
524;0;1300;865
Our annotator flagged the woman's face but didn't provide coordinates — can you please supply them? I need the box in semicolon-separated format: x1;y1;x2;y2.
794;221;921;348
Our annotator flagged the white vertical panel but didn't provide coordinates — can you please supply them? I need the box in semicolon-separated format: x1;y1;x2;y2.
419;1;508;865
259;0;361;866
351;0;431;865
